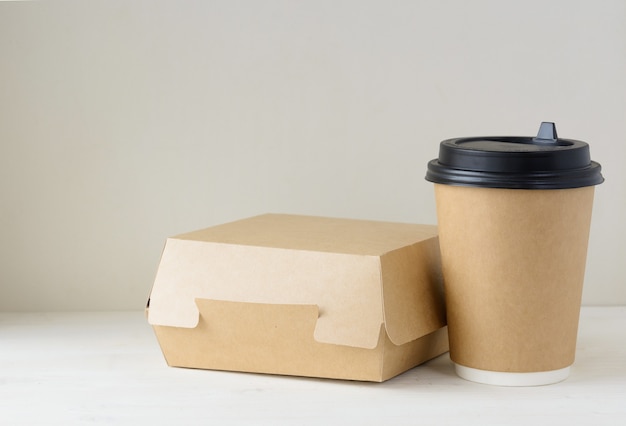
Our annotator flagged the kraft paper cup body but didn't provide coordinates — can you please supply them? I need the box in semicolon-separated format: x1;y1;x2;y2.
434;184;595;385
426;122;603;386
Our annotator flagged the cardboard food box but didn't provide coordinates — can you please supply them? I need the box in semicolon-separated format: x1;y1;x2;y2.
147;214;448;382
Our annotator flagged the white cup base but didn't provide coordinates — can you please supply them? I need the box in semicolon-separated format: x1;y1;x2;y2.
454;363;571;386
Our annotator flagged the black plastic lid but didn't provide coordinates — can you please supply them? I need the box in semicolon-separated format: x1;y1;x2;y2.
425;122;604;189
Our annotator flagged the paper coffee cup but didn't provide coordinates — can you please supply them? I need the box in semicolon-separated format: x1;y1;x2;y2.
426;122;604;386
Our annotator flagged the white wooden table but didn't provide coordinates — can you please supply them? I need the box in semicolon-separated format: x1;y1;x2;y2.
1;307;625;425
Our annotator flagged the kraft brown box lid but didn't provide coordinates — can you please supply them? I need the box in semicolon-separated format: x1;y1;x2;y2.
148;214;445;349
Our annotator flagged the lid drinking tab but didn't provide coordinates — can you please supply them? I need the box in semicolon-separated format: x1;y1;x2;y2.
533;122;558;144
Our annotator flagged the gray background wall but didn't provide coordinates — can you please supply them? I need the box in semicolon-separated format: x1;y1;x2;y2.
1;0;624;311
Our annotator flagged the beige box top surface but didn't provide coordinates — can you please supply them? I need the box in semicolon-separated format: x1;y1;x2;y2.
148;214;444;350
174;214;438;255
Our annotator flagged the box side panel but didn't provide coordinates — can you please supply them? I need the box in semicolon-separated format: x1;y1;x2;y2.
152;299;385;381
381;327;449;381
380;237;447;346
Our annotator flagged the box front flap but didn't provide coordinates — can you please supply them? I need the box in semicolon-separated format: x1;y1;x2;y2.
148;238;384;349
158;298;387;381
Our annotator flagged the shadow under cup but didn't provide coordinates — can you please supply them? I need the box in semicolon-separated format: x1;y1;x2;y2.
426;122;604;386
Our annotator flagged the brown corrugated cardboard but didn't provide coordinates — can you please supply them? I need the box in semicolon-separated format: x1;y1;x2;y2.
147;214;448;382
